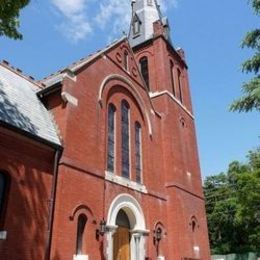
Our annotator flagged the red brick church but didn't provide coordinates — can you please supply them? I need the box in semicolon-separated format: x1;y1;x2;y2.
0;0;210;259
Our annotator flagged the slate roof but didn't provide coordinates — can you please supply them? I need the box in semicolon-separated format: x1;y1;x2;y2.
0;63;61;146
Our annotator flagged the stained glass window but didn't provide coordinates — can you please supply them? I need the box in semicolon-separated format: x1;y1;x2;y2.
135;122;142;183
140;57;150;90
177;69;183;103
107;104;116;172
170;60;175;96
121;100;130;178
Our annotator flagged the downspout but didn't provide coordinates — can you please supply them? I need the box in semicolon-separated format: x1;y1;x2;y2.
45;148;62;260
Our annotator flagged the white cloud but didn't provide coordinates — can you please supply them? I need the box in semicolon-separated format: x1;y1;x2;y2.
95;0;178;40
95;0;131;36
51;0;178;43
51;0;92;43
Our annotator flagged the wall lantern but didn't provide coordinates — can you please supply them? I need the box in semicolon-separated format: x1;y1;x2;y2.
96;219;107;238
153;227;162;244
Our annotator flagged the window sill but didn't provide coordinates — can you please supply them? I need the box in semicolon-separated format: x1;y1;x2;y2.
0;230;7;240
133;33;141;39
73;255;88;260
105;171;148;194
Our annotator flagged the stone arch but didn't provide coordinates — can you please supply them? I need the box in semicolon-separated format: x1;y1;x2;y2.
107;193;146;230
98;74;153;136
105;193;148;260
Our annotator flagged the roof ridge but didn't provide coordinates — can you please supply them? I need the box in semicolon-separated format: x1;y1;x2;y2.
0;60;45;89
41;36;127;85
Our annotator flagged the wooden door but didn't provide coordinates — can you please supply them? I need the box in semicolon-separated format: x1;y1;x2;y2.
113;227;130;260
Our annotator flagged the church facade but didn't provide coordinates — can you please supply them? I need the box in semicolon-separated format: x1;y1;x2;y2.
0;1;210;259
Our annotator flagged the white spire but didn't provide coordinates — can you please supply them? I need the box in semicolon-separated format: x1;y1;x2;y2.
128;0;170;47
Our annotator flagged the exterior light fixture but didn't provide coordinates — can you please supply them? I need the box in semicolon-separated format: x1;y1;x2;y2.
96;219;107;238
153;227;162;244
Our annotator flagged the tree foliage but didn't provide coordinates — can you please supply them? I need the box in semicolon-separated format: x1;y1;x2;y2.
0;0;30;40
230;0;260;112
204;149;260;254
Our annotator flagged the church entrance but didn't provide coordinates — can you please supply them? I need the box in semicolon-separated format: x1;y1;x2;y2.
113;209;131;260
106;194;148;259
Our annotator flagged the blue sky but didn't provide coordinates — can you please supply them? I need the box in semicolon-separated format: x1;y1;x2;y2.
0;0;259;178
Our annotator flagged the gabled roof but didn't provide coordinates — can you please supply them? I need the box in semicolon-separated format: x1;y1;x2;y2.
41;36;127;89
0;63;61;147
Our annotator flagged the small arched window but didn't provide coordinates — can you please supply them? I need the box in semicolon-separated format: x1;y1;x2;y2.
170;60;175;96
177;69;183;103
76;214;87;255
147;0;153;6
107;104;116;173
121;100;130;179
190;216;199;232
0;172;8;222
123;51;129;71
135;122;142;183
133;14;141;35
139;57;150;91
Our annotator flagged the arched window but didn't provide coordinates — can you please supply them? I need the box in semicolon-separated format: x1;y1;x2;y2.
147;0;153;6
0;172;8;221
135;122;142;183
133;14;141;35
76;214;87;255
190;216;199;232
170;60;175;96
121;100;130;179
107;104;116;173
177;69;183;103
123;51;129;71
139;57;150;90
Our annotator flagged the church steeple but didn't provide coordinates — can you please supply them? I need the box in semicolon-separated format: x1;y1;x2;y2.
128;0;171;47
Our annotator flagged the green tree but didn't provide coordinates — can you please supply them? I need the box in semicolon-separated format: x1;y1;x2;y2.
0;0;30;40
230;0;260;112
204;149;260;254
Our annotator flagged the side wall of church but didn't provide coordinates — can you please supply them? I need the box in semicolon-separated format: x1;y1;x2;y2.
0;128;54;260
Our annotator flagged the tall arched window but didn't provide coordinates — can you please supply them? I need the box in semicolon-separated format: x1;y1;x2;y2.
107;104;116;173
76;214;87;255
123;51;129;71
139;57;150;90
177;69;183;103
121;100;130;179
0;172;7;221
170;60;175;96
135;122;142;183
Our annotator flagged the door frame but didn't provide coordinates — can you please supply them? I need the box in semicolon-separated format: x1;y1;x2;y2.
105;194;149;260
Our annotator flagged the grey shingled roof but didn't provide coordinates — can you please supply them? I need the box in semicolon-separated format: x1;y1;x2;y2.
0;64;61;146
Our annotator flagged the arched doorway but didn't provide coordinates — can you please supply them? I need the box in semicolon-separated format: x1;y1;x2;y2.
113;209;131;260
105;194;149;260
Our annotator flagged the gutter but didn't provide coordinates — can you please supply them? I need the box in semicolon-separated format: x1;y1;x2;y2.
0;121;61;150
45;148;63;260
